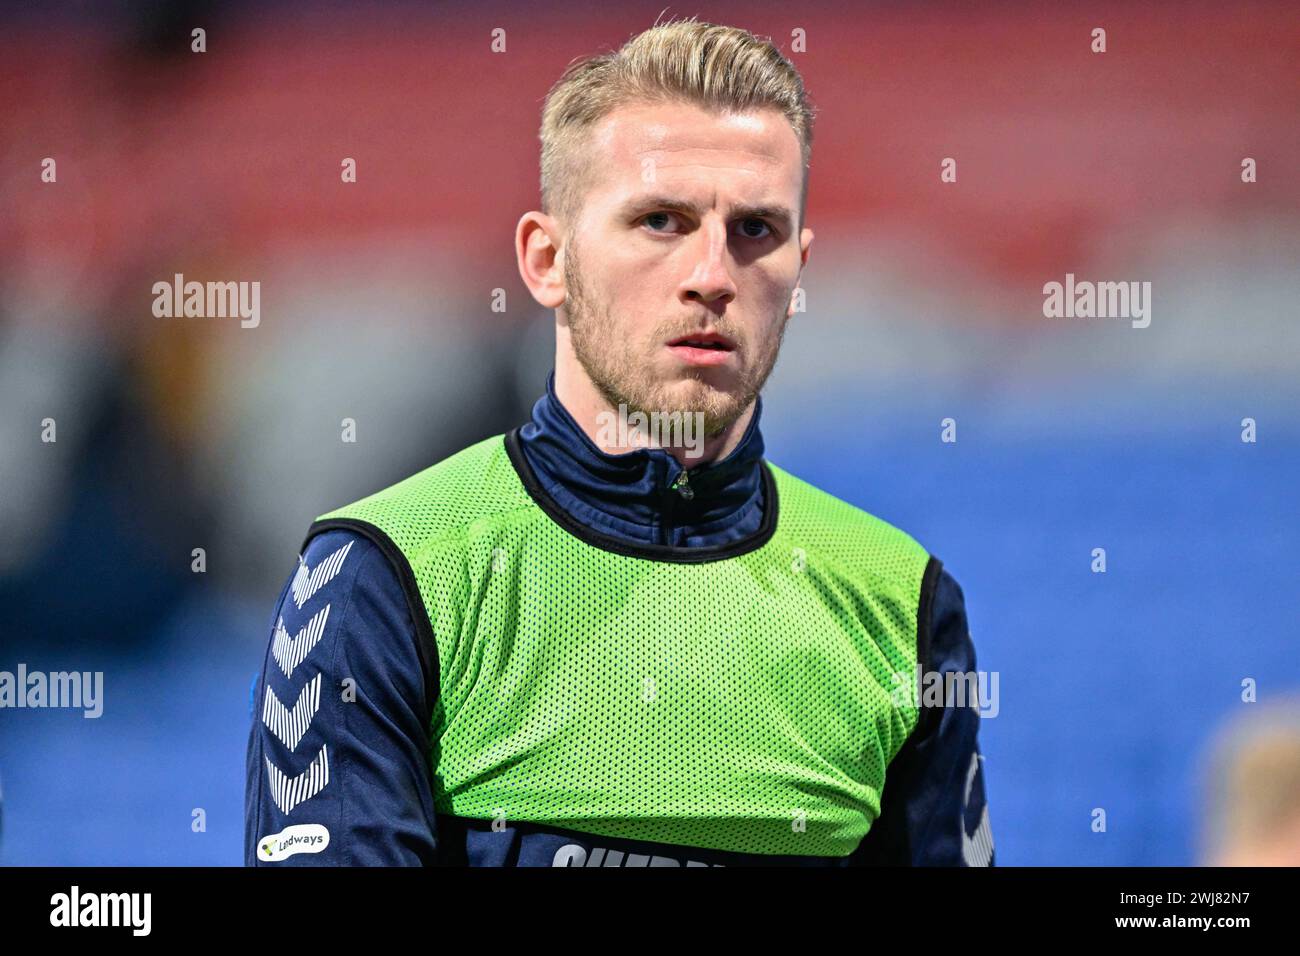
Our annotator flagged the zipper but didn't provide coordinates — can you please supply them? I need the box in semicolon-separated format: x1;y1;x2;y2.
662;465;696;546
671;468;695;501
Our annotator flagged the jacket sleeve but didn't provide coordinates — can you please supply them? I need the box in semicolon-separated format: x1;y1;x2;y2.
851;562;995;866
244;529;439;865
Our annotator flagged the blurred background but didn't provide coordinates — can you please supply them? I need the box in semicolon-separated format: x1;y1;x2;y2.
1;0;1297;865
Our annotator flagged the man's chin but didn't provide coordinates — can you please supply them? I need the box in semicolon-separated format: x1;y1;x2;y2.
653;376;750;437
658;373;735;407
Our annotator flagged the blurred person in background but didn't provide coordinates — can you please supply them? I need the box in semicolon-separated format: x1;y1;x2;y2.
1201;696;1300;866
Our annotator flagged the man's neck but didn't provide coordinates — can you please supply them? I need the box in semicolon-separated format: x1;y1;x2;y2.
515;367;769;551
553;356;755;470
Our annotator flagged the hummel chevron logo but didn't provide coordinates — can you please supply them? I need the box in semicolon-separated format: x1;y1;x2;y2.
265;745;330;815
961;752;994;867
291;540;353;609
262;673;322;752
271;606;330;679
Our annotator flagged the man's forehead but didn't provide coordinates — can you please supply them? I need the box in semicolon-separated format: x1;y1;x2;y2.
590;101;799;170
581;102;803;212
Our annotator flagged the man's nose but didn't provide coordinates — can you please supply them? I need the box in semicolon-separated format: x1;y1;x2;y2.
679;219;737;306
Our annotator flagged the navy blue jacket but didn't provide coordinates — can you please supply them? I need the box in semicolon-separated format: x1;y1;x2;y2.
244;373;994;866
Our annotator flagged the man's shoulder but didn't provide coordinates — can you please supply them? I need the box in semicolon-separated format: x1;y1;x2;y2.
302;432;533;558
764;458;933;590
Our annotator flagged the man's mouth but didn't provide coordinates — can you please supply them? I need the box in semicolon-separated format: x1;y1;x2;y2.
665;331;736;351
665;332;737;367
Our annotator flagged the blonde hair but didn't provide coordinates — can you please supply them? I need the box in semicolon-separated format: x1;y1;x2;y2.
539;17;816;230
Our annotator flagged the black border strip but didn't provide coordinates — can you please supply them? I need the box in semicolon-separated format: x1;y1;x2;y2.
503;426;780;564
300;517;440;724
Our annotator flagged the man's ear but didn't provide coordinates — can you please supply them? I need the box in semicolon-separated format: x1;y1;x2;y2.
516;211;566;309
788;225;814;318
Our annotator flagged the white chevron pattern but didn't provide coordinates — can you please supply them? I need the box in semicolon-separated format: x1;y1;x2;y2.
271;605;331;679
291;540;353;609
961;752;994;867
261;673;322;752
265;745;330;815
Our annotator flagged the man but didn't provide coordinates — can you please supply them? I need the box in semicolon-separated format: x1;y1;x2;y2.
245;18;993;867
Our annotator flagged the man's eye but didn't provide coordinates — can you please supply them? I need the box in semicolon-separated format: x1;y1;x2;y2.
736;218;771;239
640;213;772;239
642;212;676;232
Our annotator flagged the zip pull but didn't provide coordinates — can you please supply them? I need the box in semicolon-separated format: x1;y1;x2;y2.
671;468;695;501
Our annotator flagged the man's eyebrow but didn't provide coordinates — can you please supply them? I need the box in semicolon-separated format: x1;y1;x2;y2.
618;195;794;224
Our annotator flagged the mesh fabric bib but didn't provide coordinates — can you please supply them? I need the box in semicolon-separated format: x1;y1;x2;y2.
306;431;935;857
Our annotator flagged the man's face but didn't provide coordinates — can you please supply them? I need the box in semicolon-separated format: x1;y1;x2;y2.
560;99;812;438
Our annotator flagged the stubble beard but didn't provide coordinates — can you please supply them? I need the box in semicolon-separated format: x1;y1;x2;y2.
563;237;788;441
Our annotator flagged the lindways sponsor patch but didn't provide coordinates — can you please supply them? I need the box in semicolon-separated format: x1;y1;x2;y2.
258;824;331;862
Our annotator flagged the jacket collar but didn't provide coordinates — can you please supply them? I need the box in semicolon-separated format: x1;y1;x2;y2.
515;370;768;548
